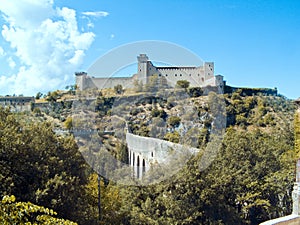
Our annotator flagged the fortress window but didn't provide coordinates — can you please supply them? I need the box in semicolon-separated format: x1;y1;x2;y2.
175;74;177;76
159;74;161;76
180;74;182;76
166;74;168;76
198;74;200;76
202;78;204;82
208;73;210;75
189;74;191;76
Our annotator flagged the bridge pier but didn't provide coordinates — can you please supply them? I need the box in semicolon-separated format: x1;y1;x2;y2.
129;149;148;179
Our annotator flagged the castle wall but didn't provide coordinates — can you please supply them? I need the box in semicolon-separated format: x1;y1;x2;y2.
156;67;203;87
0;104;32;112
76;75;137;91
76;54;224;91
0;96;34;112
90;77;134;89
145;61;216;88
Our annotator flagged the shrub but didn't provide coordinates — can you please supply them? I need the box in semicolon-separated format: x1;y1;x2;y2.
164;131;180;143
167;116;181;128
176;80;190;89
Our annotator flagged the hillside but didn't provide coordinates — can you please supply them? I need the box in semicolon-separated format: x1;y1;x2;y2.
71;88;296;224
1;85;296;224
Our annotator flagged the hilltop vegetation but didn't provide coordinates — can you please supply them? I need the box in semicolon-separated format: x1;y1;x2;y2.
106;92;296;224
0;85;297;224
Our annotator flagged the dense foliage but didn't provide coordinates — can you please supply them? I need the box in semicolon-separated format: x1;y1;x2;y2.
0;108;100;224
115;94;296;224
118;127;295;224
0;195;77;224
0;91;297;224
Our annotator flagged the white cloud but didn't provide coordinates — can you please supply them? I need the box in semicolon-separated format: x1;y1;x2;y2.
0;0;55;28
82;11;109;18
68;50;85;65
0;0;95;95
110;34;115;40
7;57;16;69
81;11;109;30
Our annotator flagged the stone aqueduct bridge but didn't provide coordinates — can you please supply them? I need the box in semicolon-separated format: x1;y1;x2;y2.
126;133;199;179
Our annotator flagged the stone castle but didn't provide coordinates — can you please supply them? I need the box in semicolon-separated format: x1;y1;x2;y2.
0;96;34;112
75;54;225;92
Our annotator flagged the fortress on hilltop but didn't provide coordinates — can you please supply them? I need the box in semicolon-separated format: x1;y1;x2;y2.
75;54;225;92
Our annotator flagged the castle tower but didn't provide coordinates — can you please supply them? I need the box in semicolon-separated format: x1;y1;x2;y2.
215;75;225;94
75;72;87;91
137;54;149;85
204;62;214;80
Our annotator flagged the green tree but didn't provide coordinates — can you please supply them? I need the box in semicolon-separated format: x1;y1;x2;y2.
151;108;167;119
176;80;190;89
35;92;43;100
0;108;93;224
65;84;77;95
0;195;77;224
46;91;59;102
33;107;42;116
114;84;123;94
64;116;73;130
85;174;124;225
163;131;180;143
167;116;181;128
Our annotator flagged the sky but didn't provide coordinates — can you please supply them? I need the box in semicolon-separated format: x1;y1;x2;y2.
0;0;299;99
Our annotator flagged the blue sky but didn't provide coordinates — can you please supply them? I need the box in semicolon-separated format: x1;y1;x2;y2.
0;0;299;99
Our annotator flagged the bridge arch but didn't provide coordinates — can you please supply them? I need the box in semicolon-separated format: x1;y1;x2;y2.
126;132;199;179
137;155;140;179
